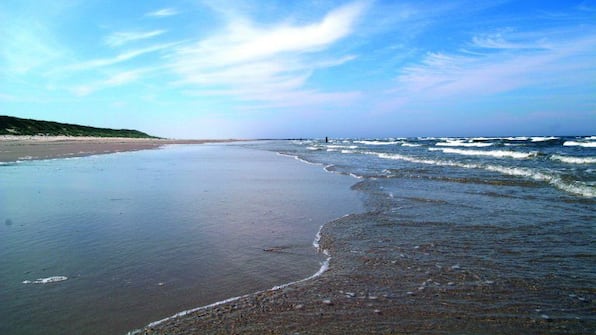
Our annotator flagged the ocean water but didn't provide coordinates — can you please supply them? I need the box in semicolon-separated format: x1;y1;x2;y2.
259;136;595;331
0;143;361;335
2;137;594;334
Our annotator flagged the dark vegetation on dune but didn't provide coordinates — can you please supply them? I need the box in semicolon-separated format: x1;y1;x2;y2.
0;115;156;138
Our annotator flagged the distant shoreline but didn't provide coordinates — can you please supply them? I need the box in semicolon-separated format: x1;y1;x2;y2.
0;136;240;163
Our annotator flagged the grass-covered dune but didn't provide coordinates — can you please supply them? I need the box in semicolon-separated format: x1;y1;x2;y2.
0;115;156;138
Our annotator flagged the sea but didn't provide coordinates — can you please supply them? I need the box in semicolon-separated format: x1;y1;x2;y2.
0;143;361;335
1;136;595;334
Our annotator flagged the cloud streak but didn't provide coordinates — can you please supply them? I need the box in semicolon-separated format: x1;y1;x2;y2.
145;8;178;17
0;21;64;74
63;42;179;72
389;29;596;103
71;69;146;96
105;30;166;47
169;1;367;107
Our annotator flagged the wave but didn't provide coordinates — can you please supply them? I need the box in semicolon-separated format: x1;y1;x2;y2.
128;214;351;335
430;148;538;159
402;142;422;147
435;141;493;148
563;141;596;148
504;136;530;141
531;136;559;142
551;155;596;164
327;145;358;149
369;151;594;198
471;137;501;141
276;152;323;167
354;140;400;146
22;276;68;284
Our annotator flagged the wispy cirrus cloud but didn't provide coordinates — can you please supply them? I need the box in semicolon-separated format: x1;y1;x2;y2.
469;28;553;50
0;21;64;74
71;69;147;96
389;28;596;103
104;30;166;47
63;42;179;72
169;1;368;107
59;42;178;96
145;8;178;17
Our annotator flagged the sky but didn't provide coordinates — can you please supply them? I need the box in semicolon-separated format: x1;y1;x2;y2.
1;0;595;139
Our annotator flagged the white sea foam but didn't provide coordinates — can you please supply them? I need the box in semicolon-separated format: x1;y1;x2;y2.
276;152;323;166
551;155;596;164
22;276;68;284
354;140;400;145
349;172;364;179
531;136;559;142
563;141;596;148
327;145;357;149
313;225;324;250
471;137;500;141
306;146;322;151
132;220;337;335
435;141;493;147
138;260;334;331
432;148;537;159
402;142;421;147
370;151;595;198
505;136;530;141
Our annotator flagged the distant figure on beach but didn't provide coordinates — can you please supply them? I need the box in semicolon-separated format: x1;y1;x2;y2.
325;136;329;143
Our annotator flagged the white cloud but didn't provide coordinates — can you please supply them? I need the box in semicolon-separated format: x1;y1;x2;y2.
64;42;179;71
390;31;596;101
0;22;64;74
169;1;367;107
146;8;178;17
471;30;551;50
71;69;145;96
105;30;166;47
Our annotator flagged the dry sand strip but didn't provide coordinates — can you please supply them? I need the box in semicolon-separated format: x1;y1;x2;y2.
0;136;236;163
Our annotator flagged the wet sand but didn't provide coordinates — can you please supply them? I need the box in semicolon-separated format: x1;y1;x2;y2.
137;211;590;335
0;136;234;163
3;137;591;334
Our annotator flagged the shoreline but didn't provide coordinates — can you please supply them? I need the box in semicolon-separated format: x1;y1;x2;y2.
137;210;590;335
1;142;364;335
130;223;334;335
4;138;591;334
0;136;239;163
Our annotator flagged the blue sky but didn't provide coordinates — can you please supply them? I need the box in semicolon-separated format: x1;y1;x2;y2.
1;0;595;138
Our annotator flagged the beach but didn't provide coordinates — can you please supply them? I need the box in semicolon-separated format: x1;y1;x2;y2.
1;141;361;335
137;137;594;335
2;138;593;334
138;212;590;335
0;136;233;163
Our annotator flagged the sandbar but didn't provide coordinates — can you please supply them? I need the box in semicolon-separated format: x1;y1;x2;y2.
0;136;235;163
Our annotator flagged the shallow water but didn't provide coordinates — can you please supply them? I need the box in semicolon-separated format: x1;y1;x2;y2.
265;137;595;331
0;143;361;335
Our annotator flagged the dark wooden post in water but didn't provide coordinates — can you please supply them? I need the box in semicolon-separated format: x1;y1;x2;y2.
325;136;329;143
